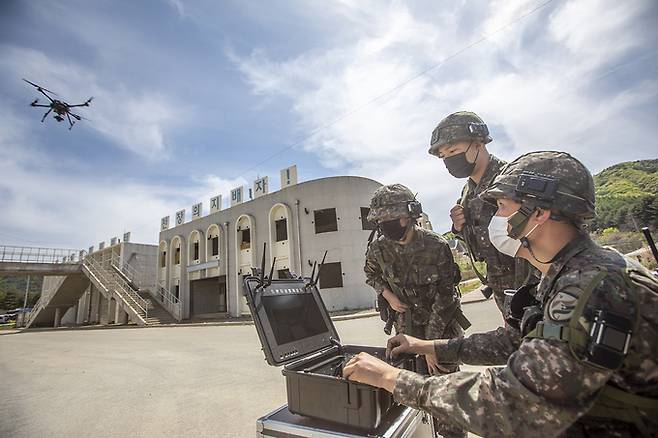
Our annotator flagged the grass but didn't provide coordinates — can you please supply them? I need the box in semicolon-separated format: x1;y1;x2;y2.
459;279;482;295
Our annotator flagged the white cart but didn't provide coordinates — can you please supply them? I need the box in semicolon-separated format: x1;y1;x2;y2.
257;403;434;438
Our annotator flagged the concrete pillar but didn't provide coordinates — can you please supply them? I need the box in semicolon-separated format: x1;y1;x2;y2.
107;297;116;324
54;307;62;328
72;303;79;325
117;308;129;325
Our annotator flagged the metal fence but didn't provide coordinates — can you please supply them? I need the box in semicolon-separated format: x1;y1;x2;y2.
0;245;85;264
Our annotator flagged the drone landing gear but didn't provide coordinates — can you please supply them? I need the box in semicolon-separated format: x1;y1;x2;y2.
66;113;75;130
41;108;52;123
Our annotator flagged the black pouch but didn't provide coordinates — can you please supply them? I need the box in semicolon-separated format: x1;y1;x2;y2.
377;293;389;322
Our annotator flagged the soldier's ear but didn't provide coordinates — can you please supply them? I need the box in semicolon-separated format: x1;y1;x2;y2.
534;208;551;224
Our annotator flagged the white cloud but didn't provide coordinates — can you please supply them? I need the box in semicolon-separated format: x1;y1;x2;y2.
0;104;245;249
0;45;181;160
230;0;658;231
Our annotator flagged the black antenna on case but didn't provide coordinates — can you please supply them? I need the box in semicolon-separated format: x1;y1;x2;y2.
259;242;267;287
265;257;277;288
310;261;317;282
311;250;328;287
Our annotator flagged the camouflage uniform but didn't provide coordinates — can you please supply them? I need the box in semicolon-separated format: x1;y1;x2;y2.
365;184;468;438
429;111;536;314
454;155;535;313
365;227;464;342
391;152;658;436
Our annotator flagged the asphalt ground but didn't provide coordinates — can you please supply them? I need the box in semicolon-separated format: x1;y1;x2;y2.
0;297;503;438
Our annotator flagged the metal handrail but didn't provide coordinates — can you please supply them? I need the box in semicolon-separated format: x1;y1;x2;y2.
0;245;85;264
25;276;67;327
83;257;149;321
155;285;182;321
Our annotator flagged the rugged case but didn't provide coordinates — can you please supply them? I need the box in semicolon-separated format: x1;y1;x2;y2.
243;275;415;431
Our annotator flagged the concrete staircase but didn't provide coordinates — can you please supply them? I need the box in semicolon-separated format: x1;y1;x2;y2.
136;290;177;325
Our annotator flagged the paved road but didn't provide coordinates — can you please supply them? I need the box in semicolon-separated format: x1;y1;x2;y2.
0;297;503;438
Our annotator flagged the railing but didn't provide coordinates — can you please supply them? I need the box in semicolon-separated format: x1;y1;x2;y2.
82;257;149;322
108;253;157;291
0;245;85;264
155;285;182;321
24;274;69;327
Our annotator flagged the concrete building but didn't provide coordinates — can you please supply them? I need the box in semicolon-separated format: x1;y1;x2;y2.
54;241;159;325
158;175;385;319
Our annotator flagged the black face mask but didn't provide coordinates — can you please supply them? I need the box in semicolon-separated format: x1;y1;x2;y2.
443;143;479;178
379;219;408;241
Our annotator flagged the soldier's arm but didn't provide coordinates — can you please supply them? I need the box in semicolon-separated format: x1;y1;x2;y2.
364;245;388;294
393;278;620;436
433;325;521;366
394;337;611;437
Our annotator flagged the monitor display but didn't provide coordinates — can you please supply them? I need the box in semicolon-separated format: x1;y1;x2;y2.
262;293;329;345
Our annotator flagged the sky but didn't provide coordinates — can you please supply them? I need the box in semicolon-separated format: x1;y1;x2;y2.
1;0;657;250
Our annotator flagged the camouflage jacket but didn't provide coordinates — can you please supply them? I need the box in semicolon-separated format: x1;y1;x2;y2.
364;227;463;340
393;233;658;437
455;154;536;310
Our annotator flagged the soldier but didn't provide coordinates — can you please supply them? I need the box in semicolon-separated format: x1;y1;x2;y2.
345;152;658;437
364;183;469;438
428;111;536;314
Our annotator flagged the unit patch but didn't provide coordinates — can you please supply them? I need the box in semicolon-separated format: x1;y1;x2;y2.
548;290;580;321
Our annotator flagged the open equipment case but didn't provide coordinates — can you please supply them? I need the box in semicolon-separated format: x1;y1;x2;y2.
244;248;418;432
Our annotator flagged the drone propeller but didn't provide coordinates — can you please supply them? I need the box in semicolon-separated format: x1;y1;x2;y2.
22;78;57;95
84;97;93;105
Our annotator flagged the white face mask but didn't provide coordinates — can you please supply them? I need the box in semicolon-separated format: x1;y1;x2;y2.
488;215;521;257
488;214;541;258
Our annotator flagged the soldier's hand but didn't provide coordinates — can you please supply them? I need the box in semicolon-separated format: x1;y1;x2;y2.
382;289;409;313
450;204;466;232
343;352;400;393
425;354;450;375
386;334;434;359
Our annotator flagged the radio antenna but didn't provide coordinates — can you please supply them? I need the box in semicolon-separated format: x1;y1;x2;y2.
265;257;277;288
311;250;328;287
259;242;267;286
309;260;317;282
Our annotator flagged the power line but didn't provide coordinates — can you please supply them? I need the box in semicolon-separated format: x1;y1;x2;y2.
228;0;557;179
25;0;560;245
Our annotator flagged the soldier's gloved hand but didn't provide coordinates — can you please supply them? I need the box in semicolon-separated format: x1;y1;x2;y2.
343;352;400;393
450;204;466;232
386;334;435;360
382;289;409;313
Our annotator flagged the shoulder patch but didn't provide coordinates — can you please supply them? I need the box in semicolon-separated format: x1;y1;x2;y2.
547;288;580;321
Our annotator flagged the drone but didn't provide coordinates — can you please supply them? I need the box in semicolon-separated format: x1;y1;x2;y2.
23;78;93;130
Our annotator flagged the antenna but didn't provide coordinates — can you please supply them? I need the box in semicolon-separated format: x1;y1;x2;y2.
259;242;267;286
265;257;277;288
311;250;328;287
310;261;317;282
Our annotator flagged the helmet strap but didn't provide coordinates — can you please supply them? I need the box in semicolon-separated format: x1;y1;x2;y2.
520;223;557;264
507;201;537;239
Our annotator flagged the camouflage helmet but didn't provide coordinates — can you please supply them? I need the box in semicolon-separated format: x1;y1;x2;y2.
481;151;595;222
428;111;492;156
367;184;419;222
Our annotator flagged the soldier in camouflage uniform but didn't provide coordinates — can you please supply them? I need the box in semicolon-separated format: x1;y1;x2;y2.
428;111;536;314
364;184;469;438
346;152;658;437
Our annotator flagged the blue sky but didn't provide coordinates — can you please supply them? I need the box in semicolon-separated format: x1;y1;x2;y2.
1;0;657;249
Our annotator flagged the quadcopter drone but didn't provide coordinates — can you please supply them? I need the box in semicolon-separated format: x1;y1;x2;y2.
23;79;93;130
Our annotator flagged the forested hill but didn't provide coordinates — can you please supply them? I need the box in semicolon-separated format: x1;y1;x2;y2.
590;159;658;231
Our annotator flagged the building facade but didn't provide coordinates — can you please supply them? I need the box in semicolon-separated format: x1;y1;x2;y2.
58;241;158;325
158;175;385;318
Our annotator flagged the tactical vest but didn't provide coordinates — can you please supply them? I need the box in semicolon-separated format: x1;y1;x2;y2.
371;239;470;333
524;266;658;435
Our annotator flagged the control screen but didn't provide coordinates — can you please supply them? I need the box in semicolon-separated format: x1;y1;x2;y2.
262;293;328;345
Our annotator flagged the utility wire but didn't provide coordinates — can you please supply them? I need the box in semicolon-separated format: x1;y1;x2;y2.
228;0;557;179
